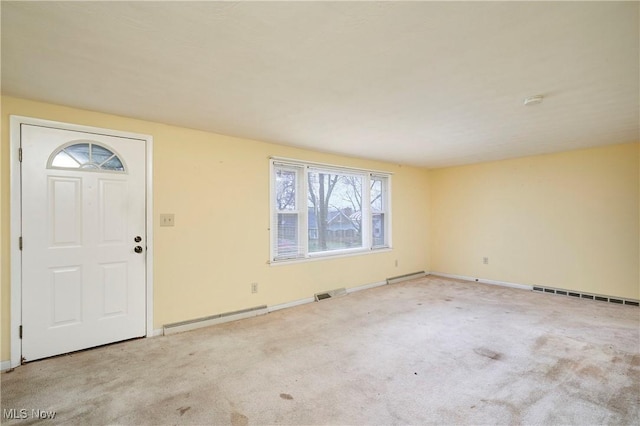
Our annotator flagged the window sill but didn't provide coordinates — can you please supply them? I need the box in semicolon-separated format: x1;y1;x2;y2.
269;247;392;266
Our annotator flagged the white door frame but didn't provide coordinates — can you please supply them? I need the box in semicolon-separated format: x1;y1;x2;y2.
9;115;154;368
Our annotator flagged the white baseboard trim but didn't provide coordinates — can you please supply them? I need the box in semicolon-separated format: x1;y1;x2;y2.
268;297;315;313
160;278;402;336
346;280;387;293
1;360;12;372
269;280;388;312
429;272;533;291
164;306;268;336
151;328;163;337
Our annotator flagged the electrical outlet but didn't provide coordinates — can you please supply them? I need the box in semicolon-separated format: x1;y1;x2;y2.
251;282;258;294
483;257;489;265
395;260;398;267
160;214;175;227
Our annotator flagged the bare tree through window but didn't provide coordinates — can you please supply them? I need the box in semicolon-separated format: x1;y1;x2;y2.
308;172;363;252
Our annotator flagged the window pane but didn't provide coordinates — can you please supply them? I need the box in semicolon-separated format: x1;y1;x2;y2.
307;172;363;253
372;213;385;247
277;213;299;258
51;150;80;168
371;179;383;212
91;144;115;165
49;143;125;172
101;156;125;171
276;169;297;211
64;143;91;164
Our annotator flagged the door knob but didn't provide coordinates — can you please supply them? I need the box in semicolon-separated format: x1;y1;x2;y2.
134;236;142;242
134;246;143;253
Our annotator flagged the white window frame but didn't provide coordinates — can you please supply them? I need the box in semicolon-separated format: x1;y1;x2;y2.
370;173;391;249
270;157;392;264
272;162;306;260
48;140;127;173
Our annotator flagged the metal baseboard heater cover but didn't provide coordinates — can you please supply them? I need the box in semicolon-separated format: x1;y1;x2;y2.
163;305;268;335
314;288;347;301
532;286;639;307
386;271;426;285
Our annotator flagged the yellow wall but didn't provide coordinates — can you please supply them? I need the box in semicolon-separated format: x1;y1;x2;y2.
2;95;638;364
429;143;640;299
0;96;431;361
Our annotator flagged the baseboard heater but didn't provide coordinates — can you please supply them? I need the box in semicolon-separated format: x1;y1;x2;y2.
314;288;347;301
163;305;268;336
386;271;426;285
532;286;639;307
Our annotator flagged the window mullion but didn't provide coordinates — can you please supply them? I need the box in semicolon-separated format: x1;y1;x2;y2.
385;175;392;248
362;174;372;249
270;161;278;261
300;167;308;257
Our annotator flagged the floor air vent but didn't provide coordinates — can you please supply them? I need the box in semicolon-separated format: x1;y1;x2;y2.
314;288;347;302
532;286;638;307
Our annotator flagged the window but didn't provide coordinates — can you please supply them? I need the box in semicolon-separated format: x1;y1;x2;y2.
48;142;125;172
271;159;391;262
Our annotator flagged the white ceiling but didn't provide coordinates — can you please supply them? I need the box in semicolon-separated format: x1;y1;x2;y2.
2;1;638;168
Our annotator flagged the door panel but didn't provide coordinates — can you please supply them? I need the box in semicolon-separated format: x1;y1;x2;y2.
101;262;128;317
50;266;83;326
21;124;146;362
99;179;128;244
49;177;82;246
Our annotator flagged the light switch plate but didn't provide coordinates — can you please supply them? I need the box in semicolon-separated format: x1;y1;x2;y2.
160;214;175;227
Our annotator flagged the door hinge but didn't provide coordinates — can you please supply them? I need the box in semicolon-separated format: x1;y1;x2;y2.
19;236;23;251
18;147;22;162
19;325;22;339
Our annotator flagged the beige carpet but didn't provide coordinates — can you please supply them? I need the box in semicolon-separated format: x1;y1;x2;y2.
1;276;639;425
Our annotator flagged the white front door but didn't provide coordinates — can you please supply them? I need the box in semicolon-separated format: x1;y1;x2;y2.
21;124;147;362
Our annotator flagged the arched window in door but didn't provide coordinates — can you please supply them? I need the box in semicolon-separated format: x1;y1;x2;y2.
48;141;126;172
